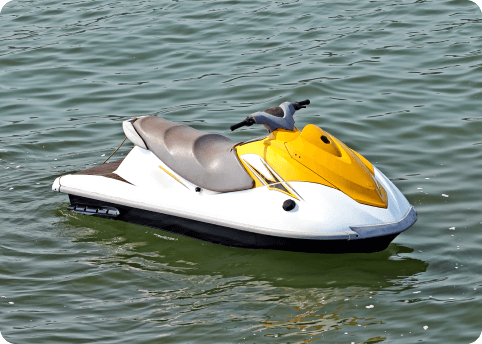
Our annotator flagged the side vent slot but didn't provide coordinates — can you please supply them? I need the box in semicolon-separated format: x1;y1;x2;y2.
67;204;120;217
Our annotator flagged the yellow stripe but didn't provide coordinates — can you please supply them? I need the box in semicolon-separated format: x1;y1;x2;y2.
267;183;300;201
158;166;189;189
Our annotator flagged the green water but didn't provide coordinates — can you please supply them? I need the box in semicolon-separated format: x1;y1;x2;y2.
1;0;482;342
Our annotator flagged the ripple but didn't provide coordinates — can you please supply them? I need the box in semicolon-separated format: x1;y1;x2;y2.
1;0;482;342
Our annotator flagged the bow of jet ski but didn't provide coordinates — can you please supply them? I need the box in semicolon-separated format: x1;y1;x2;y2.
52;99;417;253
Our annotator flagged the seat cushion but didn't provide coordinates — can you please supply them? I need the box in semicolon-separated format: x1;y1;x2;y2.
133;116;254;192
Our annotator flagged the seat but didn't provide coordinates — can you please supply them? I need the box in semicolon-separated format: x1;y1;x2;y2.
133;116;254;192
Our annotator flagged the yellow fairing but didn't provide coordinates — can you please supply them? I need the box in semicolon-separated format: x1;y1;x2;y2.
235;124;388;208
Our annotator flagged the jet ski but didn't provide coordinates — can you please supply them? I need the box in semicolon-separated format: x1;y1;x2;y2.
52;99;417;253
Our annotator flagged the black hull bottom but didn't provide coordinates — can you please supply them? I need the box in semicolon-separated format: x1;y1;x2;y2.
68;194;399;254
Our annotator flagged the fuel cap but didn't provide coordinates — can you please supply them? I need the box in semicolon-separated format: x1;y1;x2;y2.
282;199;296;211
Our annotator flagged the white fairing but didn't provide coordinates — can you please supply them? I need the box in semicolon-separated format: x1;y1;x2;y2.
54;146;413;240
122;119;147;150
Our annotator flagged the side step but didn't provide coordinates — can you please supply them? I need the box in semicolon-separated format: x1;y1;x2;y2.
67;204;120;217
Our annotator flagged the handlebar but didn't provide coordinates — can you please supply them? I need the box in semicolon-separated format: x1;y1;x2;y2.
230;117;255;131
230;99;310;131
291;99;310;110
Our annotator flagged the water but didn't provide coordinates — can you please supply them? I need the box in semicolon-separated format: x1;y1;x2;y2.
1;0;482;342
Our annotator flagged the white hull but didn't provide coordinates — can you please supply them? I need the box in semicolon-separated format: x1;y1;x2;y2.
53;146;416;246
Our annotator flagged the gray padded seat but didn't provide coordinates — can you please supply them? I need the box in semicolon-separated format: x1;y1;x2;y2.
133;116;254;192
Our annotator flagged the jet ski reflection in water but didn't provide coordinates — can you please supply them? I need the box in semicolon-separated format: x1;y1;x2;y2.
52;99;417;253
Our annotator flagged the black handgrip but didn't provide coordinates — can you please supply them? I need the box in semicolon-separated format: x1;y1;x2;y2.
230;117;255;131
292;99;310;110
230;121;247;131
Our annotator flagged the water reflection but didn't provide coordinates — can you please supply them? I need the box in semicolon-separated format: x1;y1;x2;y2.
54;209;428;342
58;209;427;290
